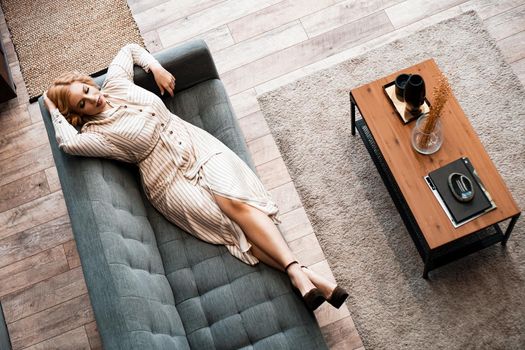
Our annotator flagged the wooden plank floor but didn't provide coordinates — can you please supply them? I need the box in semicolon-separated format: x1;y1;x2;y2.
1;0;524;348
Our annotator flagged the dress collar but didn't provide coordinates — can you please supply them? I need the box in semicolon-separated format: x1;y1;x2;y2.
99;100;119;118
81;97;119;130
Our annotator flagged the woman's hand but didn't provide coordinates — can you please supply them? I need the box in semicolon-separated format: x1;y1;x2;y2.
150;62;176;97
43;91;57;113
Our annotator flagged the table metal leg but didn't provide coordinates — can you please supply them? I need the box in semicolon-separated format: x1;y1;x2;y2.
350;93;356;136
422;266;429;279
502;213;520;246
422;254;431;279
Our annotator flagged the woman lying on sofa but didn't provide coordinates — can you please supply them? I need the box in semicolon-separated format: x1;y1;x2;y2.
42;43;348;311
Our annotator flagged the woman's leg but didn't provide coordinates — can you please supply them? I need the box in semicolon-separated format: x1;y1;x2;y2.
252;239;337;298
249;242;283;271
213;194;315;296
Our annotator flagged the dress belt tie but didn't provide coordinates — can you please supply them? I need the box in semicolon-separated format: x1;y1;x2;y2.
183;151;222;186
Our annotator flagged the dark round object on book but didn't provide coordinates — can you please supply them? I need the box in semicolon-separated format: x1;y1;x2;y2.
395;74;411;101
448;172;475;202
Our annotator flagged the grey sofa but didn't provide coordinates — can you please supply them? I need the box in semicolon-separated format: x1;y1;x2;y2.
38;40;328;350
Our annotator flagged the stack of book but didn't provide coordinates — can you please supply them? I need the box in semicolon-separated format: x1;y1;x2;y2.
425;157;496;227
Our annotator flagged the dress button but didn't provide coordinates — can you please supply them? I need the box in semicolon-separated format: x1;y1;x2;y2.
169;131;173;134
151;112;156;116
124;105;128;108
178;141;182;145
161;123;165;127
139;109;143;112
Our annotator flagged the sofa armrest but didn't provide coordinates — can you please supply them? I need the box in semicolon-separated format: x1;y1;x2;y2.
132;39;219;96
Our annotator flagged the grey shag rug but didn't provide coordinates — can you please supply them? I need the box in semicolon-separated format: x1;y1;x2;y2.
258;11;525;350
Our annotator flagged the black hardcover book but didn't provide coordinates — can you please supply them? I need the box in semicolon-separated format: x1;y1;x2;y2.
428;157;492;224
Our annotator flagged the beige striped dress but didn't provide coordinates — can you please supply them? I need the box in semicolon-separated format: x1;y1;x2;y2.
50;44;279;265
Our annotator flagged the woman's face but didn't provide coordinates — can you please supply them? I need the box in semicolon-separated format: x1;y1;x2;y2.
68;82;107;116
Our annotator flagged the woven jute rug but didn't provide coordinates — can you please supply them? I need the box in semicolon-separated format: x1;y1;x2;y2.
258;11;525;350
0;0;144;102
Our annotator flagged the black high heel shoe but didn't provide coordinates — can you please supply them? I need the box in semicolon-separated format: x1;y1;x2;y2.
301;266;349;309
285;261;325;311
326;286;349;309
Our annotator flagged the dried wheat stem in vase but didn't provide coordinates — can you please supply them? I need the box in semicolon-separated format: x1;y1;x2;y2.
418;75;452;149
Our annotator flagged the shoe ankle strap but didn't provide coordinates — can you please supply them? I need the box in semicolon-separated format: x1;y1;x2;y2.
284;261;299;272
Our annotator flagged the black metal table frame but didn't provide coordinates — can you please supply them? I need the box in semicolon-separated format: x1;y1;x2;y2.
350;92;521;278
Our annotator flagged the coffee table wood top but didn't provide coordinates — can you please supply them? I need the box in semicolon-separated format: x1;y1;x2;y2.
351;59;520;249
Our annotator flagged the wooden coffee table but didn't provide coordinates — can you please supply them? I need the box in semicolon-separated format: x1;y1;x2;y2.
350;59;521;278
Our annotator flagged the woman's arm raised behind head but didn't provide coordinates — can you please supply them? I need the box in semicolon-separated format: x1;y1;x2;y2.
105;43;159;84
49;108;127;159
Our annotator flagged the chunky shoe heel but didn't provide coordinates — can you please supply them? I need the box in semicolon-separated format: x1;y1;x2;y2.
300;288;325;311
286;261;326;311
326;286;349;309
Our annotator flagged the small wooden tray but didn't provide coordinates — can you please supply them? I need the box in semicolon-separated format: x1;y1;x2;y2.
383;80;431;124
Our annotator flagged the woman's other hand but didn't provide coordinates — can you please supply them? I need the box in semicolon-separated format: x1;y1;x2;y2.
43;91;57;113
150;62;176;97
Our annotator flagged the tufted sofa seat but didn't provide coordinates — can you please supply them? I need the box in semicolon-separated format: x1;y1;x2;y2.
39;40;328;350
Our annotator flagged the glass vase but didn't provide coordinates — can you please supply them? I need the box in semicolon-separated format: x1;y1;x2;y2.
411;113;443;155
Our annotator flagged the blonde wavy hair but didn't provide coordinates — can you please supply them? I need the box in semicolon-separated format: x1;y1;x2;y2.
46;71;100;127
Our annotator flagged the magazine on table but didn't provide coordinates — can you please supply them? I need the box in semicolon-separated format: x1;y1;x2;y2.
424;157;496;228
